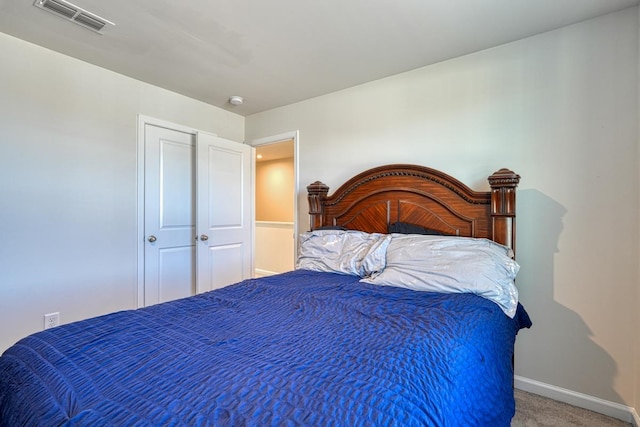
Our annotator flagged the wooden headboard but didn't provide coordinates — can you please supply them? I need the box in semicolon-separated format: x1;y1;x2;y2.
307;164;520;252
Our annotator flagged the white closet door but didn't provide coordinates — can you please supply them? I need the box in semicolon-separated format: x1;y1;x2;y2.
196;132;254;293
144;124;196;305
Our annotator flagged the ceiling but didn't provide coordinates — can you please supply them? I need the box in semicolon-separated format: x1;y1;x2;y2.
256;139;294;163
1;0;637;116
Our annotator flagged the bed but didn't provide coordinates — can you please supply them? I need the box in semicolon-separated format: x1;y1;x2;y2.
0;164;531;426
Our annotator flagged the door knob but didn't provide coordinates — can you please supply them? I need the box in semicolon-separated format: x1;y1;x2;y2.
148;235;157;243
200;234;209;241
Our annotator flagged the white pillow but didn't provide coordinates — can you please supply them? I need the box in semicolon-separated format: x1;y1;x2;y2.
296;229;391;277
361;235;520;317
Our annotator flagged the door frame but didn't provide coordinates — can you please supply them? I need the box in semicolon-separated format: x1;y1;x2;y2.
136;115;203;308
248;130;300;266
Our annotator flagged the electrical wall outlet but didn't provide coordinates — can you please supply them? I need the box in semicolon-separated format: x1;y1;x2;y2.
44;312;60;329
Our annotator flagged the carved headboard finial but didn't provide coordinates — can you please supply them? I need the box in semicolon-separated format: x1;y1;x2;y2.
488;168;521;188
488;168;520;254
307;181;329;230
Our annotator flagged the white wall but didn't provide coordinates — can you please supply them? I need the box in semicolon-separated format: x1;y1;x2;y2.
255;222;295;276
0;32;244;353
247;8;639;409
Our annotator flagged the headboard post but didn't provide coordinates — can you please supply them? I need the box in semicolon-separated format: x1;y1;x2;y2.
307;181;329;231
488;169;521;254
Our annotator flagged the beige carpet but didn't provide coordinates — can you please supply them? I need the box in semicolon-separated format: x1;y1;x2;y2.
512;389;632;427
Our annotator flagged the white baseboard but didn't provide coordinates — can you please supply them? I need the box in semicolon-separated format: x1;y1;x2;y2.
515;375;638;426
254;268;278;278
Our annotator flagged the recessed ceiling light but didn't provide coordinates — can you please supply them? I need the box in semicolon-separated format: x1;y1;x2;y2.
229;96;244;106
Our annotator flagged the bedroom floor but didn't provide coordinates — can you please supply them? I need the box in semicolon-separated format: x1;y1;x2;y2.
512;389;632;426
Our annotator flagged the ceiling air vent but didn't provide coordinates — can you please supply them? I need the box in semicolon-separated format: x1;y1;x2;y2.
34;0;114;34
74;12;106;32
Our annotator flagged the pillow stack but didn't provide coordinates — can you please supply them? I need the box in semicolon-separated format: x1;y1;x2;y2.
296;229;520;318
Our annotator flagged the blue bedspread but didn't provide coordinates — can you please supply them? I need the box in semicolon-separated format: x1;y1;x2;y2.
0;270;531;426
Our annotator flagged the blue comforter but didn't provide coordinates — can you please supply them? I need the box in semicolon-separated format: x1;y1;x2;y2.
0;270;531;426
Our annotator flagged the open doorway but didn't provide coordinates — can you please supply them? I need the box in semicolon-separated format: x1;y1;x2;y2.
250;133;298;277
